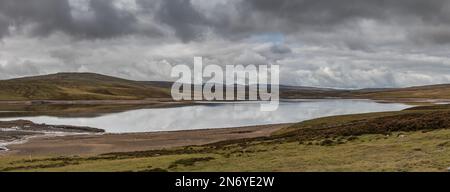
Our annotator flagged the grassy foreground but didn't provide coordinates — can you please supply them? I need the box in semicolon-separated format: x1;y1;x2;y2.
0;129;448;172
1;105;450;172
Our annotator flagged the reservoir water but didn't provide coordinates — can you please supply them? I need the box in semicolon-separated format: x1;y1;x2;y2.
0;99;411;133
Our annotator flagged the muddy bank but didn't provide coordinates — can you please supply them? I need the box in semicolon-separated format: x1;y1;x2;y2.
4;123;291;156
0;120;104;152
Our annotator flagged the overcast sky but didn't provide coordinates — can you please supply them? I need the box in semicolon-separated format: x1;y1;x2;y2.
1;0;450;88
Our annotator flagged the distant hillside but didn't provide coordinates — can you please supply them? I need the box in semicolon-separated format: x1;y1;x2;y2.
0;73;171;100
281;83;450;100
279;85;352;99
1;72;450;101
353;84;450;99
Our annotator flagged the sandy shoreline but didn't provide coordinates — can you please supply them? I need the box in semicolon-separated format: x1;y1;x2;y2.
2;123;292;156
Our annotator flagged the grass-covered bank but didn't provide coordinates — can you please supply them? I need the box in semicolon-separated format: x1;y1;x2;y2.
1;105;450;172
0;129;449;172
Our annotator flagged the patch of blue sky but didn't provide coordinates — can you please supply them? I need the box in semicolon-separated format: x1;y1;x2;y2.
248;32;285;44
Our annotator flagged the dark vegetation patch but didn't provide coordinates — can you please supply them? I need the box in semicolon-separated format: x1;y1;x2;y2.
134;166;169;172
1;160;80;171
281;111;450;142
319;139;335;146
16;156;83;164
168;157;215;169
223;148;269;158
138;168;169;172
230;130;254;134
437;141;450;149
405;104;450;111
100;147;216;160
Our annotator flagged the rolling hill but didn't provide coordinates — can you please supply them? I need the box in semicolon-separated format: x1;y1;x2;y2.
352;84;450;100
282;84;450;100
0;73;171;100
1;72;450;101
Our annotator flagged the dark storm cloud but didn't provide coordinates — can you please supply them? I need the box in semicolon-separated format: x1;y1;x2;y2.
243;0;448;25
270;44;292;54
153;0;209;42
149;0;450;45
0;13;9;37
78;0;139;38
0;0;73;37
243;0;383;29
1;0;450;44
0;0;162;39
241;0;450;45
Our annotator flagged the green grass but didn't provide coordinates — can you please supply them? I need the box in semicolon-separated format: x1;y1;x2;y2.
1;128;449;172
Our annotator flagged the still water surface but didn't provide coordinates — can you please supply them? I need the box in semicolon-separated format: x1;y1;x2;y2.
0;100;411;133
